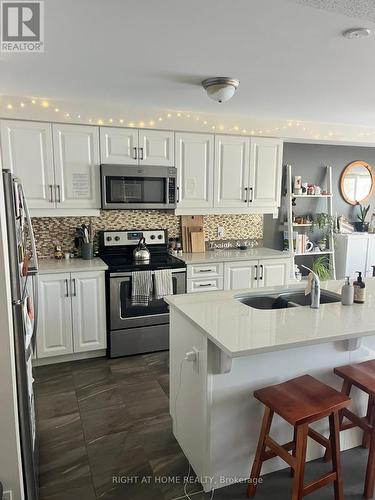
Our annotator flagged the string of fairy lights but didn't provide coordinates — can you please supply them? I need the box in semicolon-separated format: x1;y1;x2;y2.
2;97;375;141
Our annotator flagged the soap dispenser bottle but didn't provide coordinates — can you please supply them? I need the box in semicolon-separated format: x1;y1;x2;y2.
353;271;366;304
341;276;354;305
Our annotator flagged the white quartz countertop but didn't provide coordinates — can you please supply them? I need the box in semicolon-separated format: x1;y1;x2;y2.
38;258;108;274
165;279;375;358
179;247;290;264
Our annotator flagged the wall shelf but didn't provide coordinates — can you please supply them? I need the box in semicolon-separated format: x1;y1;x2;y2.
290;194;332;198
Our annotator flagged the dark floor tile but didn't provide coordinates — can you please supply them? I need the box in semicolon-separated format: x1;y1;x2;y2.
35;390;78;420
121;383;169;421
80;402;131;443
156;373;169;396
34;373;74;397
77;381;123;413
34;361;72;381
39;466;96;500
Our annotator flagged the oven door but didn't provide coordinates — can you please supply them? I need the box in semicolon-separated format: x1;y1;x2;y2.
109;269;186;331
101;165;176;210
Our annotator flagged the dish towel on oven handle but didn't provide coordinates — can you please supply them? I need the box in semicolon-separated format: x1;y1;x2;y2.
154;269;173;299
131;270;153;305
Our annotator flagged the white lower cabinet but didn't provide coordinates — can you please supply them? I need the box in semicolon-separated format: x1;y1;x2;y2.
37;273;73;357
71;271;106;352
224;261;258;290
37;270;106;359
258;259;289;288
187;277;224;293
335;233;375;279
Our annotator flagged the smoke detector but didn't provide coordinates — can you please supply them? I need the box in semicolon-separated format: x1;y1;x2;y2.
343;28;371;39
201;77;240;103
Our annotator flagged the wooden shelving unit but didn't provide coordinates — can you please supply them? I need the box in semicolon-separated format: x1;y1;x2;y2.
285;164;336;279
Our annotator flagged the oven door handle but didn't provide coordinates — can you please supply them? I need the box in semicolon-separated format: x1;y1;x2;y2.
109;268;186;278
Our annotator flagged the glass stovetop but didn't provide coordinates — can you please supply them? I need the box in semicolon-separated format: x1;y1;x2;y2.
100;253;185;272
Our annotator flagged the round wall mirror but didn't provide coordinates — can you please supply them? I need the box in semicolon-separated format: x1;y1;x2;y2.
340;160;375;205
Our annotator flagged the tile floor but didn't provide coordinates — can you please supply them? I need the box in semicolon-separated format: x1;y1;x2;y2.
35;352;371;500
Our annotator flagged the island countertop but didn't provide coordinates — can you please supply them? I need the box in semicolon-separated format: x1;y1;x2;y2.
165;278;375;357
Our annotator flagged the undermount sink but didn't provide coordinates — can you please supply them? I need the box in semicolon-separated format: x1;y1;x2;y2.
236;289;342;310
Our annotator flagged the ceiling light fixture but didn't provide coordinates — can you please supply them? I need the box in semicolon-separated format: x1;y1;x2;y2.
343;28;371;39
202;77;240;103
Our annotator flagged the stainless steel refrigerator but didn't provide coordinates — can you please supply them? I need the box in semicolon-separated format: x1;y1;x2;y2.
3;170;39;500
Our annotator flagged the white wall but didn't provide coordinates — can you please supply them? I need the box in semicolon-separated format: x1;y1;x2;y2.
0;171;24;498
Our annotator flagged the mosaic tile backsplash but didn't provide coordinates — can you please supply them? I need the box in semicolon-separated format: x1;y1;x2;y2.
32;211;263;259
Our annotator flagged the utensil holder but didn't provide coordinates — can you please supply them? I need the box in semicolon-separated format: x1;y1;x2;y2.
81;242;94;260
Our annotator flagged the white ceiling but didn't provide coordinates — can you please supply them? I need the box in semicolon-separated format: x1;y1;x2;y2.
1;0;375;136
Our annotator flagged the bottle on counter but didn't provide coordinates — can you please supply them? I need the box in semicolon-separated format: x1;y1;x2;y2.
341;276;354;305
353;272;366;304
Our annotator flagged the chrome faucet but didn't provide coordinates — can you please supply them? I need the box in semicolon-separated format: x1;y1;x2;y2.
302;265;321;309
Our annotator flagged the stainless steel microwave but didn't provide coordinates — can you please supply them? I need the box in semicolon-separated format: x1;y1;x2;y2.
100;165;177;210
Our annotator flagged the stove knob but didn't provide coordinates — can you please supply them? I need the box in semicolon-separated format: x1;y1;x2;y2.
106;236;112;242
158;234;163;240
114;236;120;241
150;235;155;240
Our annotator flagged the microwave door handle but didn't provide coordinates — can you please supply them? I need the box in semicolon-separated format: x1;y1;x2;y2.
165;178;170;204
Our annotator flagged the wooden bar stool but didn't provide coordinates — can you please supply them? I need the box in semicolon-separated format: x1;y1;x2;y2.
328;360;375;499
247;374;351;500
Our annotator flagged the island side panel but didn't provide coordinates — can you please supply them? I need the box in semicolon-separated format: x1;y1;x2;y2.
207;338;375;491
169;307;210;487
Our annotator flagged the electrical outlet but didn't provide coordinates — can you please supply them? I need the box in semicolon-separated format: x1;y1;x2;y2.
3;490;13;500
217;226;225;238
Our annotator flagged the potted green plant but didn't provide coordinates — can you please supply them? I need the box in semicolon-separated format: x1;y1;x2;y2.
354;204;370;232
311;213;334;250
312;255;332;281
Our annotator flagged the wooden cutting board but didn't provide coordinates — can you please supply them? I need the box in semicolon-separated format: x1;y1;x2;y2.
190;231;205;253
181;215;204;253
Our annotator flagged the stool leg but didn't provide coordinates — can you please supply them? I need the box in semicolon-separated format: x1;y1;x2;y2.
364;408;375;499
247;407;274;498
362;395;374;449
324;379;351;462
291;423;308;500
290;427;297;477
329;411;344;500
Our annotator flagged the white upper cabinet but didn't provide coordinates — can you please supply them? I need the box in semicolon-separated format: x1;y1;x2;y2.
100;127;174;166
249;137;283;208
175;132;214;209
214;135;250;208
0;120;55;209
71;271;106;352
52;124;100;209
100;127;138;164
139;130;174;166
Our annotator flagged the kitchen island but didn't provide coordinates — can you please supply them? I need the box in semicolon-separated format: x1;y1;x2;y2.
165;279;375;492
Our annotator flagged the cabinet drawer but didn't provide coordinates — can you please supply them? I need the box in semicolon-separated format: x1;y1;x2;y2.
187;277;224;293
187;263;223;278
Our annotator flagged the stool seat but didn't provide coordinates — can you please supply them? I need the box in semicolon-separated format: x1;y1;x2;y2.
254;374;351;425
334;359;375;396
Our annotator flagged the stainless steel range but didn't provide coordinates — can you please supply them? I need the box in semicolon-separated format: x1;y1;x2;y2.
99;229;186;357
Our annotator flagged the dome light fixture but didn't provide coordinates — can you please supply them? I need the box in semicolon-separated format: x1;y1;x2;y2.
202;77;240;103
343;28;371;39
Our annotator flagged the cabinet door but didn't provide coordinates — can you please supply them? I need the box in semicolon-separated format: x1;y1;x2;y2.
36;274;73;358
139;130;174;166
175;132;214;208
53;124;100;209
71;271;106;352
100;127;138;164
366;235;375;277
0;120;55;209
214;135;250;208
249;137;283;208
258;259;289;288
346;235;368;279
224;261;258;290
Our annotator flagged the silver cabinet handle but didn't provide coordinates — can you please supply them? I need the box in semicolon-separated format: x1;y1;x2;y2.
254;264;258;280
55;185;61;203
71;278;76;297
260;264;264;280
198;269;213;273
139;147;144;160
176;186;180;203
49;185;54;203
65;279;69;297
249;187;253;203
244;187;248;203
133;147;138;160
